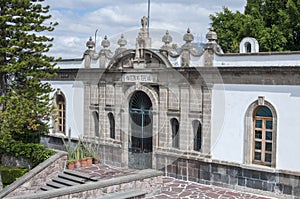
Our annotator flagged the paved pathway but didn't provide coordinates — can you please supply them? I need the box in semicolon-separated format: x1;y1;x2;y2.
74;164;273;199
146;177;273;199
74;163;138;180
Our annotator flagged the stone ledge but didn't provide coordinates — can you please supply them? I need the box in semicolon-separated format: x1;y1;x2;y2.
234;185;290;199
156;151;300;177
0;151;67;199
155;148;212;161
6;169;163;199
89;189;147;199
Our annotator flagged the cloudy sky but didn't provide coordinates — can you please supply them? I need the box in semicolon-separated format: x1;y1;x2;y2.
45;0;246;59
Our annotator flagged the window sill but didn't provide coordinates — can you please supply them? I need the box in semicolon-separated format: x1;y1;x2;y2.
240;163;276;173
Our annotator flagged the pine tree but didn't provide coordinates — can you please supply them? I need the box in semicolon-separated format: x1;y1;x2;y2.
0;0;57;140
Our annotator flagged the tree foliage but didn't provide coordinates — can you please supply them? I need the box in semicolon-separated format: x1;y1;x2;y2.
0;0;57;138
210;0;300;52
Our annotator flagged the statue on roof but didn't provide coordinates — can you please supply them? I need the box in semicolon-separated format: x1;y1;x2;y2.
141;16;148;30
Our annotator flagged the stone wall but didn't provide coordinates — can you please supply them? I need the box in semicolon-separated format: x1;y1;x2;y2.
5;170;163;199
1;154;31;168
41;135;124;168
156;153;300;198
49;175;162;199
100;142;123;167
1;152;67;198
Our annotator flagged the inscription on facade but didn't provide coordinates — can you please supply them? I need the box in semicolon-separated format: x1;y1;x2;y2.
123;74;154;83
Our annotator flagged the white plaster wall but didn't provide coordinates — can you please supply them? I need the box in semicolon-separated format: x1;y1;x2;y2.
56;60;84;69
212;84;300;172
214;53;300;67
46;81;84;138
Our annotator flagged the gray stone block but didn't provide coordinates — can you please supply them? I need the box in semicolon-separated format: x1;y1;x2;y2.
238;177;246;186
293;186;300;197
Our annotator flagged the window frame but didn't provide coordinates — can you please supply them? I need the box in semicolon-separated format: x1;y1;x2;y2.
170;118;179;148
244;98;277;168
192;120;202;151
252;107;273;166
108;112;115;139
54;90;66;134
92;111;99;137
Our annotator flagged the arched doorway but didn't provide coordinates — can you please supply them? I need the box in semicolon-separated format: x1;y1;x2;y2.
128;91;153;169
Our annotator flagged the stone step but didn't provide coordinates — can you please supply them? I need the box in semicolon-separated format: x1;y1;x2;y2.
40;185;56;191
58;173;87;183
46;181;67;189
64;169;98;181
88;189;147;199
52;177;81;186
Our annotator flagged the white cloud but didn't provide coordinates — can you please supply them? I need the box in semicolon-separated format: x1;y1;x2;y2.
45;0;246;59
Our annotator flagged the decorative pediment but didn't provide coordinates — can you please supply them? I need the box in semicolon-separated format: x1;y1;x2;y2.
107;49;172;70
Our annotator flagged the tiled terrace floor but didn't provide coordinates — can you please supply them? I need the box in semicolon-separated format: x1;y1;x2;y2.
74;164;274;199
146;177;273;199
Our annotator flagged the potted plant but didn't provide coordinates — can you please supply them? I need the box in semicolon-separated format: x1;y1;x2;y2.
81;137;94;166
74;141;82;168
62;135;77;169
80;147;88;167
90;137;101;164
67;159;75;170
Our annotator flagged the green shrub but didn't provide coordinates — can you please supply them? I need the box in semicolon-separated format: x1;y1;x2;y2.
0;133;56;167
0;165;28;187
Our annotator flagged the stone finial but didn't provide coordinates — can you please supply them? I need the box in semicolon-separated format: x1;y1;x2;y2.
183;28;194;43
162;30;172;45
84;37;96;68
118;34;127;47
101;35;110;48
86;37;95;50
141;16;148;30
206;27;217;42
115;34;127;55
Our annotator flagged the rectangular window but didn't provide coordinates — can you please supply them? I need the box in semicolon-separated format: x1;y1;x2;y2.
253;117;273;166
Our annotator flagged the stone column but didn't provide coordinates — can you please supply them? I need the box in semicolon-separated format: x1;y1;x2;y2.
158;87;168;148
98;82;106;138
201;85;212;157
83;83;91;137
115;82;123;141
121;91;129;167
179;84;189;151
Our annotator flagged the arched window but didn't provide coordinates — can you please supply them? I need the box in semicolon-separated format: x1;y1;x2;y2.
245;42;251;53
245;97;277;167
253;106;274;166
55;90;66;134
92;111;99;137
108;112;115;139
170;118;179;148
193;120;202;151
239;37;259;53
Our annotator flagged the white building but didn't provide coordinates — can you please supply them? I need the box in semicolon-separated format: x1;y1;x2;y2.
45;18;300;197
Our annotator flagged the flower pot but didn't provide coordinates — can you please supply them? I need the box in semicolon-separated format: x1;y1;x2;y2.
67;161;75;170
81;158;88;167
93;158;100;164
86;157;93;166
75;160;81;168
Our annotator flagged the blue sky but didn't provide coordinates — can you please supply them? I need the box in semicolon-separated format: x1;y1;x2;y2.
45;0;246;59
